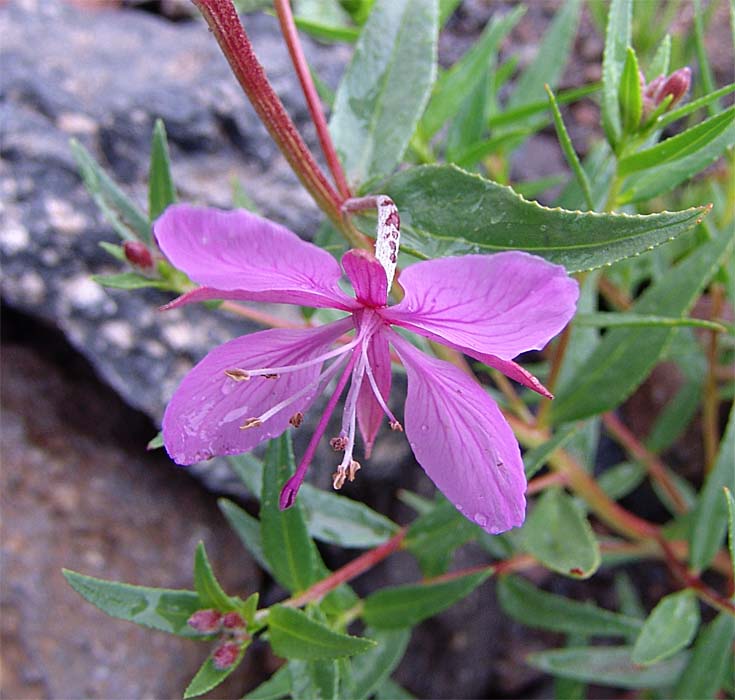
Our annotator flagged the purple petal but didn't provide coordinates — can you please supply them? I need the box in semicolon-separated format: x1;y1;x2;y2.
163;318;352;464
357;330;392;457
341;249;388;308
384;252;578;360
391;332;526;534
154;204;357;310
475;354;553;399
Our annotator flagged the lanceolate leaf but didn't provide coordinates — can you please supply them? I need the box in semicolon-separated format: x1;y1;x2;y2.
689;404;735;571
193;542;238;611
268;606;376;660
632;590;700;665
382;165;708;271
619;47;642;134
521;488;600;579
244;666;291;700
527;646;689;689
148;118;177;221
217;499;271;573
62;569;202;637
330;0;438;185
351;628;411;700
552;229;734;423
497;576;642;637
362;571;490;629
600;0;632;146
184;644;250;699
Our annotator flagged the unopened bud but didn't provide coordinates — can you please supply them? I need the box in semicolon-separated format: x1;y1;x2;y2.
656;67;691;107
187;609;223;633
123;241;154;271
212;642;241;670
222;611;246;630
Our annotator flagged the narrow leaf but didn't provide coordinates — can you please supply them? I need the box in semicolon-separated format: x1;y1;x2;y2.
92;272;170;290
148;118;176;221
62;569;202;637
654;82;735;132
193;542;237;611
289;659;339;700
522;488;600;578
552;229;734;423
727;487;735;579
382;164;708;272
689;405;735;570
330;0;438;184
268;606;376;660
362;571;490;629
351;628;411;700
244;666;291;700
528;646;688;689
184;644;249;699
218;499;270;572
632;590;699;665
497;575;642;637
522;424;581;479
575;312;728;332
600;0;632;145
619;47;642;134
673;613;735;700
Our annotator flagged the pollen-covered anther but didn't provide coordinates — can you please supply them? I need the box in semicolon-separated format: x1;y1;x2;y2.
330;435;348;451
225;368;250;382
348;460;361;482
263;373;280;379
289;412;304;428
332;468;347;490
240;417;263;430
389;420;403;432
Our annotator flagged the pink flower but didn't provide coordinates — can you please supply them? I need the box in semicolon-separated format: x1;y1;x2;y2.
155;203;578;534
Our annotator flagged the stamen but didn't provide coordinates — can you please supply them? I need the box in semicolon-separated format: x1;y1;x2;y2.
225;369;250;381
330;434;348;451
348;460;361;482
240;417;263;430
279;350;360;510
289;412;303;428
332;469;347;490
263;373;279;379
362;342;401;429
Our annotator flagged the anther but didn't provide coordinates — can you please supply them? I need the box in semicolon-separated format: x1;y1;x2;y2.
263;373;279;379
348;460;361;482
225;369;250;382
330;435;348;451
289;412;304;428
332;468;347;490
389;420;403;432
240;417;262;430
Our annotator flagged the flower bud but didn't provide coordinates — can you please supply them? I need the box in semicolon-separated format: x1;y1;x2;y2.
212;642;241;670
187;609;223;633
222;611;246;630
123;241;154;270
656;67;691;107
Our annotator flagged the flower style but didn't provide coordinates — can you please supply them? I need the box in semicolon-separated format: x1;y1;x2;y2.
155;202;578;534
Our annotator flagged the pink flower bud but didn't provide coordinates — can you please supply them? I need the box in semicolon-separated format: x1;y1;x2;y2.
656;67;691;107
222;611;246;629
212;642;241;670
187;609;223;633
123;241;154;270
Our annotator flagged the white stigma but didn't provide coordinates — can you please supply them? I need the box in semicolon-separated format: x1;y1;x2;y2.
374;195;400;290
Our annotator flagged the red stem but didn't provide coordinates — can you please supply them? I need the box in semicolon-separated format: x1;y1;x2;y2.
191;0;342;227
284;528;407;608
273;0;352;200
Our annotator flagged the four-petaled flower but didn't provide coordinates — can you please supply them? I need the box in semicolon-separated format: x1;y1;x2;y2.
155;202;578;534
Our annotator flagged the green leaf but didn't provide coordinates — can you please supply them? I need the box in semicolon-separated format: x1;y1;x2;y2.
362;570;490;629
689;404;735;571
148;118;176;221
600;0;632;146
647;33;671;79
92;272;170;290
405;497;480;576
218;499;270;573
727;487;735;579
632;590;700;665
506;0;581;110
382;164;708;272
193;542;237;611
268;605;376;660
552;229;734;423
575;312;728;332
293;16;359;43
654;82;735;132
614;571;646;621
597;461;645;501
376;679;415;699
673;613;735;700
260;435;319;593
330;0;438;185
545;85;594;211
98;241;126;262
146;431;163;450
619;47;643;134
420;7;523;139
522;488;600;578
184;644;249;699
244;666;292;700
497;575;642;637
350;628;411;700
62;569;202;637
289;659;339;700
527;646;688;689
71;139;151;243
620;108;735;203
